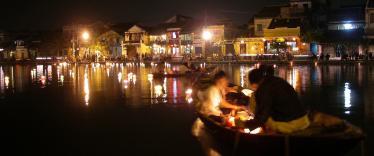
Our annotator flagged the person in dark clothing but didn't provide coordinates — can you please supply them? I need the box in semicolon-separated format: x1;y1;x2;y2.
242;68;310;134
326;54;330;61
319;54;324;61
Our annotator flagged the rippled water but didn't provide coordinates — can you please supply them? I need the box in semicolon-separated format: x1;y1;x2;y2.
0;63;372;155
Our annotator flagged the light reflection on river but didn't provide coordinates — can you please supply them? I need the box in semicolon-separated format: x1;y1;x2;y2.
0;63;373;155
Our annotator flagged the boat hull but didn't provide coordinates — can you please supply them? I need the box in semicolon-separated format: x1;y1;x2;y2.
198;114;364;156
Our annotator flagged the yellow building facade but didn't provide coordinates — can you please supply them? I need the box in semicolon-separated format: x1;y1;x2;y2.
234;38;265;55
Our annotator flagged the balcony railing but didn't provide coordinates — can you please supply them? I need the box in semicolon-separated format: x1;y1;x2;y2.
149;40;167;46
181;40;193;45
124;40;141;44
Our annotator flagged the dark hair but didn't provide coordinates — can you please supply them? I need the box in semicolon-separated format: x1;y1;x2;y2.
213;71;227;82
249;69;264;84
249;65;275;84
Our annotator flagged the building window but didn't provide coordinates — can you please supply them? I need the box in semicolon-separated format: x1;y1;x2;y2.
240;43;246;54
370;13;374;24
172;32;178;39
257;24;263;32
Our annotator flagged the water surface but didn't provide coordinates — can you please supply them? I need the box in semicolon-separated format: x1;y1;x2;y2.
0;63;372;155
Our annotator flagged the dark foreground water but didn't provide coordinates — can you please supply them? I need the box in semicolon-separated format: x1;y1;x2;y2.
0;63;373;156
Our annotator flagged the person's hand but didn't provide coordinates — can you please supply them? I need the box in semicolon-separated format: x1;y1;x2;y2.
235;105;247;111
226;87;238;93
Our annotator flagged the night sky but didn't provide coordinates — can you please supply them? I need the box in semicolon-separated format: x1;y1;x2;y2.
0;0;365;30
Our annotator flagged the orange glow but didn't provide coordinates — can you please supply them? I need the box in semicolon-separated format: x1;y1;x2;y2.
82;31;90;41
185;88;193;95
250;127;262;134
4;76;9;88
228;117;236;127
202;30;212;41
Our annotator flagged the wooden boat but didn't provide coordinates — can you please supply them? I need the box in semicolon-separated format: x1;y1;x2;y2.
198;113;365;156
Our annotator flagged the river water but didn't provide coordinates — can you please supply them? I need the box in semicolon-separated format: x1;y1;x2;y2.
0;63;372;156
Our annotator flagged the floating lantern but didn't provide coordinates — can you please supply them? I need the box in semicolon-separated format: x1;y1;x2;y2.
250;127;262;134
227;117;236;127
185;88;193;95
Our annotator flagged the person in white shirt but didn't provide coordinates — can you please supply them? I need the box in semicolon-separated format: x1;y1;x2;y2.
197;71;243;117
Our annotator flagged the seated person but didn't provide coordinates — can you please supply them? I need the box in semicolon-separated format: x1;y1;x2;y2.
241;67;310;134
197;71;243;117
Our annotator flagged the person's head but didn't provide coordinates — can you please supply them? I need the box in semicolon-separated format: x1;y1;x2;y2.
248;69;264;91
248;65;274;91
213;71;229;88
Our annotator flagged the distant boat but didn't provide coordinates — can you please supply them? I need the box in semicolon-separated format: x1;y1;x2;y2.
197;112;365;156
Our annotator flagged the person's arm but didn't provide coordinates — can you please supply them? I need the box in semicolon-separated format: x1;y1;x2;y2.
244;91;272;130
220;99;242;110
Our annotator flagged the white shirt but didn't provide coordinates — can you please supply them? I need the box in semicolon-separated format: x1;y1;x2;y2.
197;85;223;116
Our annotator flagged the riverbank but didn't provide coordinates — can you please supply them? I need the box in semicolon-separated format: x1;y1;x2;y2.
0;59;373;65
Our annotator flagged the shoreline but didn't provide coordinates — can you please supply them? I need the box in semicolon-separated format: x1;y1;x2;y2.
0;59;373;65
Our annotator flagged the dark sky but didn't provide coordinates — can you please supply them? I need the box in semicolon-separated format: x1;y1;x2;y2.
0;0;365;30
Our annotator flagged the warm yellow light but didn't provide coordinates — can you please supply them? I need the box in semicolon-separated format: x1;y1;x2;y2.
202;30;212;41
118;72;122;83
148;74;154;82
161;35;167;40
250;127;262;134
155;85;163;97
241;89;253;96
84;73;89;106
82;31;90;41
4;76;9;87
228;117;236;127
185;88;193;95
187;97;193;103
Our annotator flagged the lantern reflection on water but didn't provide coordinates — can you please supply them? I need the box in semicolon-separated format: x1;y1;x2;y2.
124;80;129;89
148;74;154;82
154;85;163;98
40;75;46;86
84;73;89;106
4;76;9;88
118;72;122;83
185;88;193;104
60;75;64;85
132;75;137;84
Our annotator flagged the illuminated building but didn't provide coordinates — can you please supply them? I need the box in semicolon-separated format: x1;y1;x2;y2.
124;24;151;60
365;0;374;52
324;6;365;57
97;30;124;60
250;0;312;55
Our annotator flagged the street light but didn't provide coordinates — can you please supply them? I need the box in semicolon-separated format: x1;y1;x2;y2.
202;30;213;59
202;30;212;41
82;31;90;41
